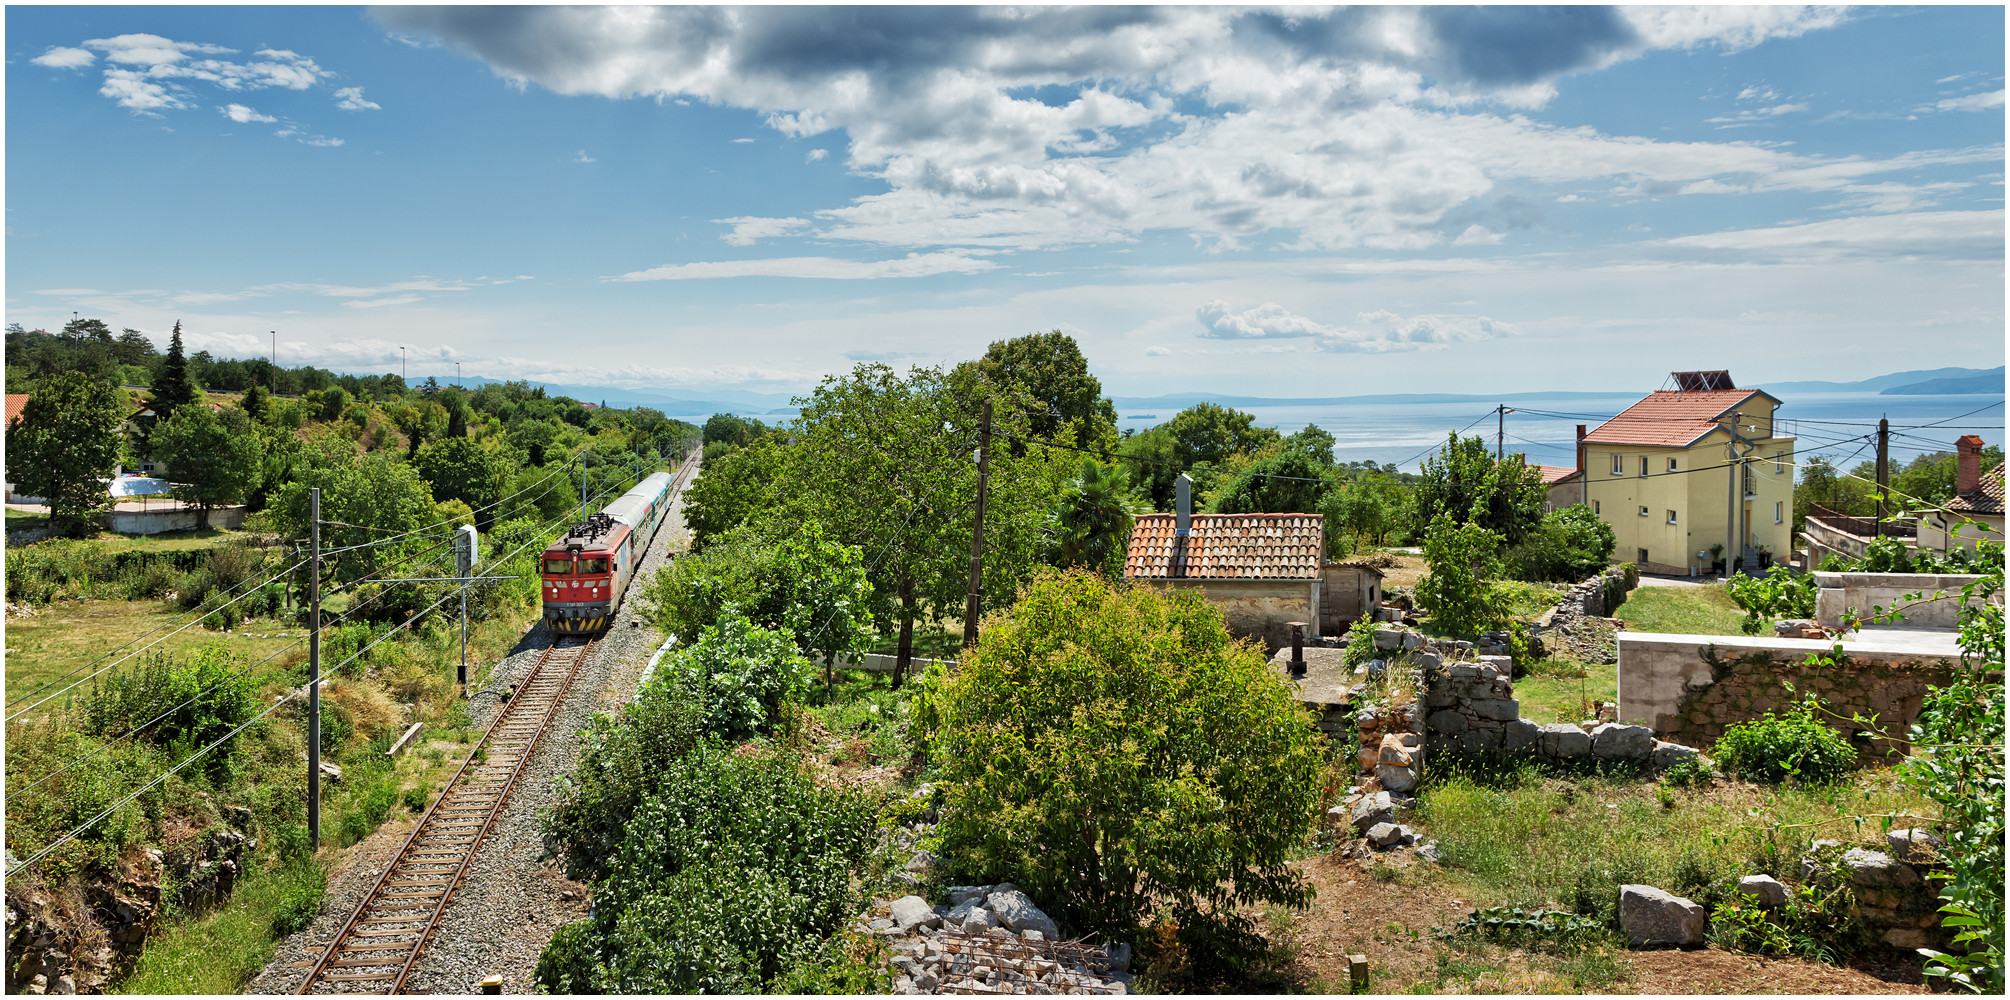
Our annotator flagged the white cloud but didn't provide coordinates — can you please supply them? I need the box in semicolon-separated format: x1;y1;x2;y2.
1657;209;2004;262
31;46;95;69
100;69;185;111
573;150;596;163
1707;102;1809;124
716;216;811;246
1194;300;1515;353
220;103;276;124
1452;224;1504;246
375;6;1894;255
610;251;1001;281
334;86;381;111
344;294;424;309
1934;90;2006;113
1143;345;1171;357
806;148;828;163
731;137;755;144
1735;84;1780;103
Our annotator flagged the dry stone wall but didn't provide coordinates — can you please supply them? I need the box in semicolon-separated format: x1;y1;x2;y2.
1655;645;1951;757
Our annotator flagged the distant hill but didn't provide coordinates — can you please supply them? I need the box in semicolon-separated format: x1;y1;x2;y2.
1754;366;2003;395
1880;368;2006;395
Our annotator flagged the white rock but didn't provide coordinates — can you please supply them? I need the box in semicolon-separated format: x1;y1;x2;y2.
890;895;941;933
986;890;1060;939
1737;874;1789;909
1618;884;1705;947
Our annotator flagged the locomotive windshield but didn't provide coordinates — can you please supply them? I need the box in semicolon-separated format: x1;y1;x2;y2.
543;558;574;575
579;558;609;574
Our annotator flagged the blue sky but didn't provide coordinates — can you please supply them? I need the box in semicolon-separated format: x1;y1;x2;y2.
6;5;2004;399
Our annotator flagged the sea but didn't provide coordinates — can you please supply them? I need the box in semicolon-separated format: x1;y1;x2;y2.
1114;391;2007;472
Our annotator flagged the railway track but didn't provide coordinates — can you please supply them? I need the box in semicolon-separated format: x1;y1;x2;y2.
297;635;598;995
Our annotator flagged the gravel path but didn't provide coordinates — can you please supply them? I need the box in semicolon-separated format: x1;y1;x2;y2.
248;462;696;995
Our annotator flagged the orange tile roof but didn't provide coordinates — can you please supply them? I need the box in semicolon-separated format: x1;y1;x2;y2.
5;393;28;427
1947;463;2005;516
1124;512;1323;580
1581;389;1777;448
1536;464;1580;484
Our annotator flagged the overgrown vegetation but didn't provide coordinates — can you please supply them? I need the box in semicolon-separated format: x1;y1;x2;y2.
1710;699;1858;786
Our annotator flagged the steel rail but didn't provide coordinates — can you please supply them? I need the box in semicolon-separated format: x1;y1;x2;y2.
296;635;597;995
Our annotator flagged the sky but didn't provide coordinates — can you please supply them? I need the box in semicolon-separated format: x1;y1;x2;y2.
5;5;2005;401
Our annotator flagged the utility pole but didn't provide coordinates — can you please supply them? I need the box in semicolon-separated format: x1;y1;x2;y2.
580;457;589;520
1875;417;1890;537
455;361;461;388
456;524;476;697
963;399;993;649
308;488;321;851
1496;404;1506;461
400;346;407;383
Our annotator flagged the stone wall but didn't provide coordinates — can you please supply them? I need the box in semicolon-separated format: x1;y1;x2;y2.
1145;579;1317;651
1812;571;1993;630
1617;632;1953;756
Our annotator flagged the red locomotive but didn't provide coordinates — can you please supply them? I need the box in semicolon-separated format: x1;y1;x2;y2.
541;471;675;634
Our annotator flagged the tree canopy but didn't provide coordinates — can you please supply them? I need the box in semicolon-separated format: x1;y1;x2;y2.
5;372;125;536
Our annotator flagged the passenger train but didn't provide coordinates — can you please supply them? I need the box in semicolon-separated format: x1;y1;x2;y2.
541;470;677;634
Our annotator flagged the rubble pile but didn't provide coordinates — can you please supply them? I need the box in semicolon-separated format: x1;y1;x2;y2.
859;887;1133;995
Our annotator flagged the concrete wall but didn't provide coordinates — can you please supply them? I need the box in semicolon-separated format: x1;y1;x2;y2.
1813;572;1993;630
104;505;246;535
1917;510;2005;554
1318;564;1381;634
1141;579;1318;651
1617;632;1954;755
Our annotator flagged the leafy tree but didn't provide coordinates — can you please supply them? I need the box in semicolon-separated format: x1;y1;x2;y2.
62;317;114;344
113;328;156;367
702;412;767;449
1500;503;1617;582
1119;403;1282;510
1412;432;1545;545
1208;449;1328;515
683;437;785;548
1283;423;1337;465
415;436;512;527
152;321;199;424
240;383;268;420
271;454;439;588
150;403;266;528
1322;473;1405;552
1046;460;1147;577
930;570;1324;978
643;521;876;668
4;372;124;535
662;613;817;741
1414;514;1513;638
772;363;1063;682
960;330;1118;448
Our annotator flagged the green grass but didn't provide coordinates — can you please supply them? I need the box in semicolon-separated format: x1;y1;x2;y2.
1611;583;1746;636
6;507;48;531
1513;659;1617;724
4;600;308;711
111;858;326;994
1416;765;1934;923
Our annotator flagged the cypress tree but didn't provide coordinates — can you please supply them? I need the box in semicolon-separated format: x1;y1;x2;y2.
154;320;198;423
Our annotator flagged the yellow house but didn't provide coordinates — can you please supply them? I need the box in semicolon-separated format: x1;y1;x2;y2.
1576;372;1796;576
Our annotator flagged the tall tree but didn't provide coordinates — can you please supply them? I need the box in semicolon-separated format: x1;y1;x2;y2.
150;404;265;528
1119;402;1283;509
4;372;124;536
1046;460;1148;577
1208;449;1328;515
415;436;513;528
113;329;157;367
960;330;1117;448
1411;432;1546;545
153;321;199;424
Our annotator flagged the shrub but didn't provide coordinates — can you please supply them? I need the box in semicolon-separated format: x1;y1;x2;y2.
661;612;816;742
1711;699;1856;785
545;676;708;883
642;521;874;665
1415;515;1516;639
931;570;1325;981
80;646;258;774
535;743;879;993
1725;566;1818;635
1860;535;1915;573
1342;616;1378;669
267;860;328;937
1501;505;1616;583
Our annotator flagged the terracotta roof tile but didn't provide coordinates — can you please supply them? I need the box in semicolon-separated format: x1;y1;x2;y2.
1581;389;1777;448
5;394;28;427
1947;462;2005;516
1536;464;1580;484
1124;513;1324;580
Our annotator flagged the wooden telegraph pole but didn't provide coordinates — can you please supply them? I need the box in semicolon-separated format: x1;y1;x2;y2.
963;399;992;649
1875;417;1890;536
308;488;321;851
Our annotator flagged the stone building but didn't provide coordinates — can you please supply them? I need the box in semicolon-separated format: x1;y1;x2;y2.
1123;475;1323;651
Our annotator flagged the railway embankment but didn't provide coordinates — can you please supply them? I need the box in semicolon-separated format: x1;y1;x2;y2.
247;456;696;994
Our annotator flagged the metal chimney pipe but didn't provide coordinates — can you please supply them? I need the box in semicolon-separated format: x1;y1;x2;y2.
1175;473;1192;537
1287;622;1307;679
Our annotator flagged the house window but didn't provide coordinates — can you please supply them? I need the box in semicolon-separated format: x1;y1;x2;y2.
1639;456;1649;478
1667;509;1678;524
1593;500;1601;516
1775;501;1784;524
1638;547;1650;565
1639;506;1650;517
1611;453;1625;475
1668;458;1678;472
1774;453;1785;474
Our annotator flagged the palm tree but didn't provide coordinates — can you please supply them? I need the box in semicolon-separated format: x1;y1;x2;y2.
1048;459;1148;577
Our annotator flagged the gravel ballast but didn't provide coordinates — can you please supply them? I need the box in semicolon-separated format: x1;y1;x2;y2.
248;464;695;994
